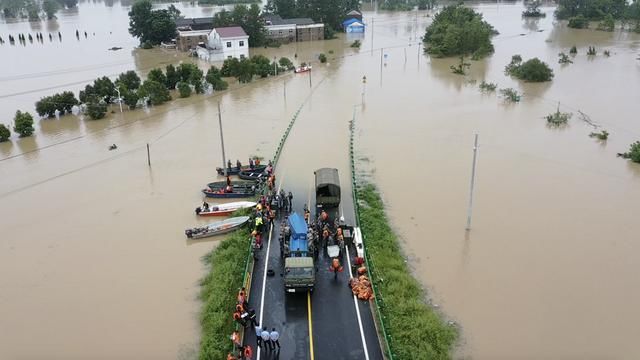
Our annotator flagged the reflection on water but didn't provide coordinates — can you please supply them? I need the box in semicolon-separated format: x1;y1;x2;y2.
1;1;640;359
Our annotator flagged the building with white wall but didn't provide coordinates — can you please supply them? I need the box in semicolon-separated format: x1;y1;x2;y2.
207;26;249;62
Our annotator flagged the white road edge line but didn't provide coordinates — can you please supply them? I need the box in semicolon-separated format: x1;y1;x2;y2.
256;173;285;360
343;210;370;360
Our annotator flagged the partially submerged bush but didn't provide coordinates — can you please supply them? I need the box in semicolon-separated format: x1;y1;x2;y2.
558;52;573;64
587;46;597;55
619;141;640;163
500;88;521;102
568;15;589;29
596;14;615;31
318;53;327;63
545;107;572;126
450;56;470;75
479;80;497;92
569;46;577;54
589;130;609;140
505;55;554;82
351;40;361;48
0;124;10;142
522;0;545;17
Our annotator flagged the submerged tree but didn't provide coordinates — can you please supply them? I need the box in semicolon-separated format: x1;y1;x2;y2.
589;130;609;140
85;98;107;120
619;141;640;163
138;79;171;105
13;110;35;137
545;105;572;126
523;0;545;17
478;80;497;92
500;88;521;103
597;14;615;31
558;52;573;64
450;56;470;75
0;124;10;142
505;55;554;82
423;5;496;58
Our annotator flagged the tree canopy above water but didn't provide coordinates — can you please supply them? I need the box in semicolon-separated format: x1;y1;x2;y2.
128;0;178;45
423;5;496;59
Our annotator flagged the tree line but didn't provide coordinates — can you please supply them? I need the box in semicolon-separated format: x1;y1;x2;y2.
1;0;77;21
264;0;360;37
0;63;231;142
556;0;640;31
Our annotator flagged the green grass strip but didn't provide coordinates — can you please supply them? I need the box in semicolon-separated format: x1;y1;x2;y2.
198;228;251;360
357;183;458;360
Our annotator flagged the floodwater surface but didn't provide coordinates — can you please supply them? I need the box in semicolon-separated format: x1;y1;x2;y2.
1;1;640;359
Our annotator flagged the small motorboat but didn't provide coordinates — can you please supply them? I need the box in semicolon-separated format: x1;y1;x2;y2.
207;180;256;190
237;170;266;181
294;65;312;73
108;144;117;151
185;216;250;239
202;188;255;198
216;164;266;176
195;201;257;216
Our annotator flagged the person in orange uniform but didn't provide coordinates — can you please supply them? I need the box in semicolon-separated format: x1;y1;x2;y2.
242;345;253;359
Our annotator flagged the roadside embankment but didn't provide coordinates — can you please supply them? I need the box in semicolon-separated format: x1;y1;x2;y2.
356;184;458;359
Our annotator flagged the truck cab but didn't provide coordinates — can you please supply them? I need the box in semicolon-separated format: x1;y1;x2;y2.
284;212;315;293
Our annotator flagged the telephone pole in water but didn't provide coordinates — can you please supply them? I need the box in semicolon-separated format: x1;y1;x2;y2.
218;101;227;177
466;134;479;231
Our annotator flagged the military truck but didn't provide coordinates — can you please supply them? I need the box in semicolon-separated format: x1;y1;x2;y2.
314;168;341;209
284;212;315;293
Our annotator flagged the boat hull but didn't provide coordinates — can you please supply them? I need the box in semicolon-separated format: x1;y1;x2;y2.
216;165;266;176
202;190;255;198
185;216;250;239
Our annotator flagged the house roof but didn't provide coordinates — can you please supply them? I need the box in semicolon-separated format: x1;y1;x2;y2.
264;14;315;26
346;9;362;16
343;18;364;27
214;26;248;38
175;17;214;27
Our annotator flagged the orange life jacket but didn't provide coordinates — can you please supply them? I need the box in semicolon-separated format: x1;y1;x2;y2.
243;345;253;358
227;353;237;360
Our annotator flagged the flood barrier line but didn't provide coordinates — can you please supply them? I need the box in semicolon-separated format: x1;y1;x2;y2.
255;221;274;360
348;106;394;360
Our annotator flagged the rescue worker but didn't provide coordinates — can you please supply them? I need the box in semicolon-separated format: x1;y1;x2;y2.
255;158;261;166
237;287;247;306
233;311;246;327
225;185;233;193
255;216;264;234
287;192;293;211
247;307;258;327
236;159;241;169
231;331;241;348
331;258;342;280
321;210;328;223
226;175;231;187
227;352;238;360
227;159;232;171
249;158;254;170
242;345;253;359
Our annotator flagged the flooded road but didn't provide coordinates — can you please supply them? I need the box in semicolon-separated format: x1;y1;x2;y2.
2;1;640;359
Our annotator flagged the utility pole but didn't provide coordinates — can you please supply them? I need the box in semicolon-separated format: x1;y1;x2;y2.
465;134;479;231
283;79;286;101
217;101;227;177
274;56;277;76
308;68;312;88
380;48;383;86
147;143;151;166
371;18;374;54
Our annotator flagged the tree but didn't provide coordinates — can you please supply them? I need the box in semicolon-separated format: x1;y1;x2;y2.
206;66;229;91
128;0;177;45
597;14;615;30
556;0;627;20
115;71;141;91
165;64;180;89
121;88;140;109
221;58;241;77
35;96;58;118
523;0;545;17
213;4;267;47
80;77;116;103
42;0;59;19
621;141;640;163
85;98;107;120
236;58;255;83
177;82;192;98
278;57;294;70
568;15;589;28
138;80;171;105
318;53;327;63
558;52;573;64
423;5;496;58
0;124;10;142
147;68;167;86
505;56;554;82
13;110;35;137
167;4;181;20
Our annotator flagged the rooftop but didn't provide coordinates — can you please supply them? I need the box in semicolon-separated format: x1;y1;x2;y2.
264;14;316;26
177;29;211;36
175;17;214;26
214;26;248;38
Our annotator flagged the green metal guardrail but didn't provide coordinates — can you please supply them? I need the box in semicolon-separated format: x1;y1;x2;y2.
348;107;395;360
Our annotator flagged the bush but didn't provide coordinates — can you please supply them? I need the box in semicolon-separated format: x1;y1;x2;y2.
141;41;153;49
522;0;545;17
318;53;327;63
122;89;139;109
13;110;35;137
85;99;107;120
505;56;554;82
138;80;171;105
351;39;361;48
206;66;229;91
604;50;611;57
424;5;496;58
0;124;10;142
587;46;597;55
450;56;470;75
568;15;589;29
177;82;192;98
569;46;577;54
35;91;79;118
479;80;497;92
500;88;521;102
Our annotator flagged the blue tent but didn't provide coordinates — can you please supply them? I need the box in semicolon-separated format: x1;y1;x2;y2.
342;18;365;33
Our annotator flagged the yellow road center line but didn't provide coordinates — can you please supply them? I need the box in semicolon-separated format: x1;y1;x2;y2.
308;291;315;360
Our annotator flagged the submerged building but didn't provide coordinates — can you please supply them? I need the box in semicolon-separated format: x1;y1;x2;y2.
264;15;324;43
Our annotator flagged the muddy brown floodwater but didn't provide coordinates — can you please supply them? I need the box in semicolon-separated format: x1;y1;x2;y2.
1;1;640;359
